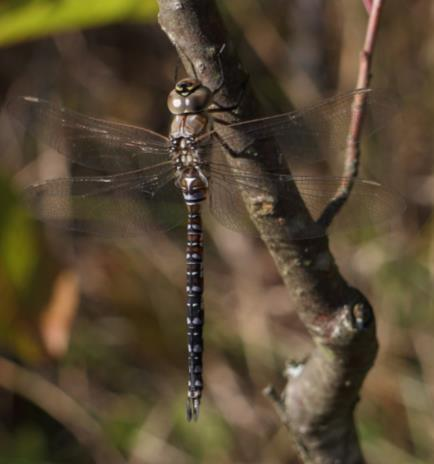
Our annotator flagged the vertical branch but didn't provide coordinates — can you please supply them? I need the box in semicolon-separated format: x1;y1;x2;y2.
318;0;385;228
158;1;381;463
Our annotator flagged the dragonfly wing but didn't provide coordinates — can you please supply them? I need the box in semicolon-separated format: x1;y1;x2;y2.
208;164;405;239
24;169;186;236
207;149;316;237
8;96;170;173
205;89;393;167
208;172;258;235
295;176;405;237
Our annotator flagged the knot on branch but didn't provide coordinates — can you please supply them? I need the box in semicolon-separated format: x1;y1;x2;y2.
311;299;374;347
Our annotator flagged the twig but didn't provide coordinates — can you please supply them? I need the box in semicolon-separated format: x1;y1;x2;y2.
157;1;379;462
362;0;373;13
318;0;385;228
0;356;126;464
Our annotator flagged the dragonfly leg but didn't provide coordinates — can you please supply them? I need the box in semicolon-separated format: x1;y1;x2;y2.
211;116;233;126
209;130;251;159
208;74;249;114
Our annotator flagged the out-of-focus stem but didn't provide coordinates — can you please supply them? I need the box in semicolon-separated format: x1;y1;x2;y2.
318;0;385;228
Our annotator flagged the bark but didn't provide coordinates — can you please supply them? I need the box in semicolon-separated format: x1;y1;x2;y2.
157;1;379;462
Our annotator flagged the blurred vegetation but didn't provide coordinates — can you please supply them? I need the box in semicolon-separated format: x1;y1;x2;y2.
0;0;432;463
0;0;158;46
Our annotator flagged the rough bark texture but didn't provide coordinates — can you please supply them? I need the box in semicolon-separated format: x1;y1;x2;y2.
157;1;378;463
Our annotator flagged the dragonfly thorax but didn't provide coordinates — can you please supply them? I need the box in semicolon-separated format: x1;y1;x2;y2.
170;135;209;203
170;136;204;166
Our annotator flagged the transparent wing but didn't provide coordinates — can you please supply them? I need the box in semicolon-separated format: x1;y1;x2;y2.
208;174;257;233
8;96;170;173
208;164;405;239
24;168;187;236
204;89;392;166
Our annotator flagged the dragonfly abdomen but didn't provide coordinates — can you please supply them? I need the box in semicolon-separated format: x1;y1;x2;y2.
185;204;205;421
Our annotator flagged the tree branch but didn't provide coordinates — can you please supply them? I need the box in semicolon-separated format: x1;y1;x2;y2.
319;0;385;228
157;1;379;462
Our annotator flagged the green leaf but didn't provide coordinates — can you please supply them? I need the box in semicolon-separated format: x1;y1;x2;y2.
0;0;158;46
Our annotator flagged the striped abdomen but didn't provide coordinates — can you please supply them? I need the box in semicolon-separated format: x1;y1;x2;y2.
185;203;204;421
179;167;208;421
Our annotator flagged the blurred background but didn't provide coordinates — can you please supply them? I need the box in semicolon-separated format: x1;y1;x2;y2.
0;0;432;463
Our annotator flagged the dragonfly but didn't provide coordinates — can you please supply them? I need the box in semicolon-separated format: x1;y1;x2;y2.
8;78;403;421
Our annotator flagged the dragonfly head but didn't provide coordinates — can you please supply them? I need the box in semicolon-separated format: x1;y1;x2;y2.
168;78;212;115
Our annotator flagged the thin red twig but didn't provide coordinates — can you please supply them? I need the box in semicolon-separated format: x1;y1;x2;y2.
363;0;373;13
318;0;385;228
